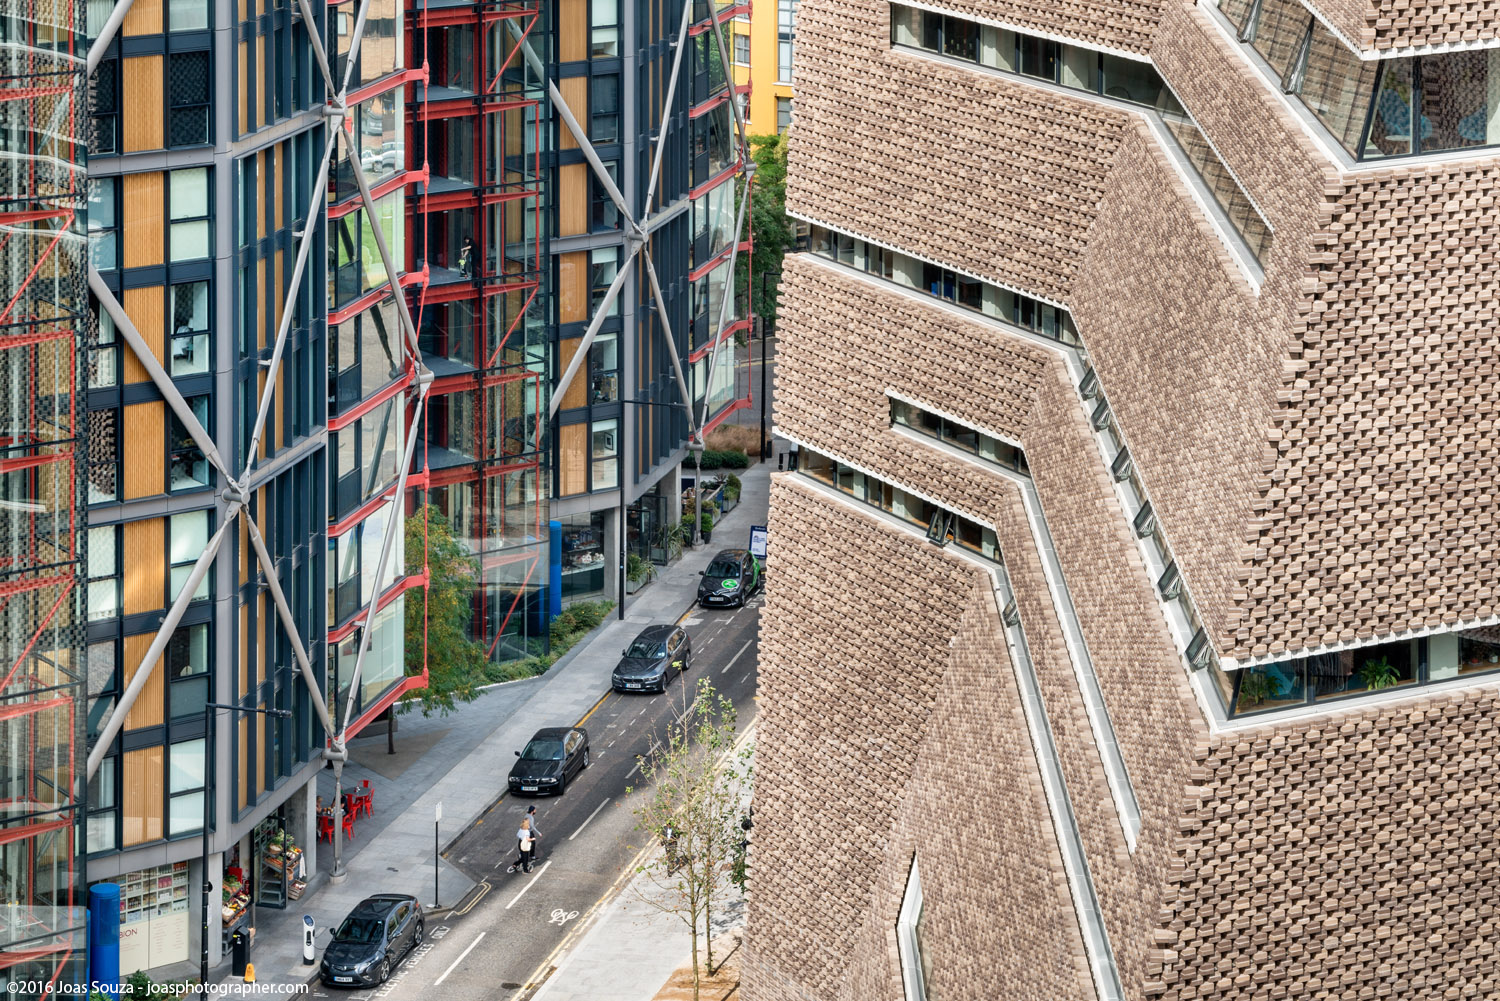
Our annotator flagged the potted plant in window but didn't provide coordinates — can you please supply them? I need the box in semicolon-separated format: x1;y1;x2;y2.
1358;655;1400;690
1237;670;1276;708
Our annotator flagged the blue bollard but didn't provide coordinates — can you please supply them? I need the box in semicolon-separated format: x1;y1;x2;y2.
88;883;121;1000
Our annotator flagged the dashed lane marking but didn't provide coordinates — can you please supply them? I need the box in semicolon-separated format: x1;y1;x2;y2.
505;860;553;910
570;799;610;841
432;931;486;988
720;639;752;676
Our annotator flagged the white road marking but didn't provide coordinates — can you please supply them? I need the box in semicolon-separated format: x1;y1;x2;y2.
570;799;609;841
505;860;553;910
720;639;752;675
626;758;642;779
433;931;486;987
741;672;751;684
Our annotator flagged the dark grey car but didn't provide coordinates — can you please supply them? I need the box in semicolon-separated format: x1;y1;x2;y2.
507;726;591;795
320;894;424;987
611;624;691;693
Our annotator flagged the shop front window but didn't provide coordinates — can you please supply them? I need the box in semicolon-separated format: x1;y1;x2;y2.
560;511;608;599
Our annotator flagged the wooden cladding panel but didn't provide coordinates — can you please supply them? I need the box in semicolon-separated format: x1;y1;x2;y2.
238;41;249;134
122;632;165;731
557;76;587;150
559;0;587;61
557;338;589;411
559;423;587;496
558;251;588;324
559;164;588;236
237;716;248;810
121;172;165;268
122;0;162;36
122;747;165;846
121;518;165;615
122;403;165;499
122;57;164;152
121;287;165;384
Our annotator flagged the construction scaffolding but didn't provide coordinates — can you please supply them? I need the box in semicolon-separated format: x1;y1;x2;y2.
407;0;550;663
0;0;90;990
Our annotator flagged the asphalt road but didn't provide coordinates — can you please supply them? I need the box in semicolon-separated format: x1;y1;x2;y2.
304;588;762;1001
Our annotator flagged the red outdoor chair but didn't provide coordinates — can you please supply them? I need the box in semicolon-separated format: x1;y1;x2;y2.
358;780;374;818
317;815;334;844
342;809;356;842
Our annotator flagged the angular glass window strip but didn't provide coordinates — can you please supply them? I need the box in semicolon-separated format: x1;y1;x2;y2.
890;399;1028;476
1219;0;1500;161
890;3;1167;108
169;397;211;492
169;282;211;376
1155;94;1271;260
807;224;1081;348
797;448;1001;564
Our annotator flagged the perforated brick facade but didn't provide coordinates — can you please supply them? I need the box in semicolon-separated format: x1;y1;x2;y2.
751;0;1500;995
1303;0;1500;52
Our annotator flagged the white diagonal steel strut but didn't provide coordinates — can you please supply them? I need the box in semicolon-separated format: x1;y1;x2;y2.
548;79;636;239
547;247;638;420
334;124;422;356
693;168;751;431
88;271;237;485
244;517;339;739
293;0;341;98
87;0;139;75
338;379;430;730
642;0;696;213
639;252;695;419
706;7;749;161
244;125;341;466
86;509;240;780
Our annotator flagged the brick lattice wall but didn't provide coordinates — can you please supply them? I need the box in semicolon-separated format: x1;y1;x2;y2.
1155;688;1500;999
785;0;1130;303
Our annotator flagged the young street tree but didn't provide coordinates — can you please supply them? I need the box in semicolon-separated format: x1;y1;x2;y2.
630;678;750;1001
737;132;796;321
402;505;489;719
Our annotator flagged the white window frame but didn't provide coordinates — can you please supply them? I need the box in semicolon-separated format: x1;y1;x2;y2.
897;858;928;1001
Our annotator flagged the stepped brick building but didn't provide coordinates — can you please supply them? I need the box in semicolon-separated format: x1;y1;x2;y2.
744;0;1500;998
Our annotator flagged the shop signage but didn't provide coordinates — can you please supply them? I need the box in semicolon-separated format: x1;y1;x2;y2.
748;525;768;559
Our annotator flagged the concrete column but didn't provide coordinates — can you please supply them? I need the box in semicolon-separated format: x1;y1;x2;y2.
290;781;317;877
670;463;684;528
603;507;622;601
190;853;225;970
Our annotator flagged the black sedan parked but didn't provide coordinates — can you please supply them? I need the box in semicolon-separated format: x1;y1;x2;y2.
697;549;763;608
611;624;692;693
320;894;424;987
507;726;591;795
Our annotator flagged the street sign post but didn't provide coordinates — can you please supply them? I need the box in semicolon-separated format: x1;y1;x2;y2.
748;524;768;560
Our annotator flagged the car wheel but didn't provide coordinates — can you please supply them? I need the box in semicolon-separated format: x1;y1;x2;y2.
414;920;424;947
583;747;590;768
557;774;567;796
377;960;390;985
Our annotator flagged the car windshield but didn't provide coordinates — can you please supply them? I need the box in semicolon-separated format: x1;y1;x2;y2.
625;640;665;658
521;739;565;761
333;915;383;944
706;558;741;577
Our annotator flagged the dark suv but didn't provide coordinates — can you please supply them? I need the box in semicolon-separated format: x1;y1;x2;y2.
320;894;424;987
697;549;763;608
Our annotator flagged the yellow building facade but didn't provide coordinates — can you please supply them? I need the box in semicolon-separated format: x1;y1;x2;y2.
731;0;797;135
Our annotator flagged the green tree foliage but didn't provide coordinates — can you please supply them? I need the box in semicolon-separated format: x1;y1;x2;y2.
629;678;751;998
737;132;796;320
403;505;489;715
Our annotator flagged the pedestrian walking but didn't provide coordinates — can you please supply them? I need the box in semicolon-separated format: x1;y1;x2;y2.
516;817;536;872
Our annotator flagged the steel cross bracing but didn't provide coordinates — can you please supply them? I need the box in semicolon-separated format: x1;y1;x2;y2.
84;0;430;882
540;1;753;452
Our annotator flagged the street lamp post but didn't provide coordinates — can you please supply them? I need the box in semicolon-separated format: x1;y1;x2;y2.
615;397;690;621
757;271;780;461
201;702;292;984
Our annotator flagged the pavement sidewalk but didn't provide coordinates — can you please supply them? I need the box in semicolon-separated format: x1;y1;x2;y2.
530;728;755;1001
224;458;772;987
